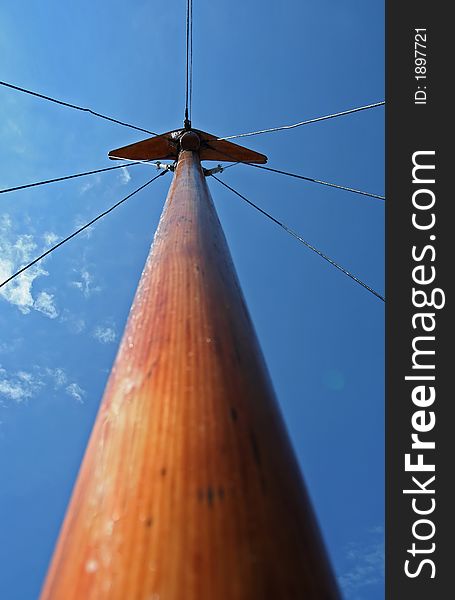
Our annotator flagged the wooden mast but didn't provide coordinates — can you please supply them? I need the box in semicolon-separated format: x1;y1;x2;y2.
40;130;340;599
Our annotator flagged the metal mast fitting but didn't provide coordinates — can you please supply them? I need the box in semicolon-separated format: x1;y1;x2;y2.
40;131;340;599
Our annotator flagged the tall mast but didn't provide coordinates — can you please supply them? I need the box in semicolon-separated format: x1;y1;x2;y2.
40;130;340;599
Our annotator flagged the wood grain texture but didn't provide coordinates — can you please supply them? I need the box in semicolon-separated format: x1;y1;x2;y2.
40;150;339;600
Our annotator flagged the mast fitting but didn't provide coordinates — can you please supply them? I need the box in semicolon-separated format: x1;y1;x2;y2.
180;130;200;152
203;164;224;177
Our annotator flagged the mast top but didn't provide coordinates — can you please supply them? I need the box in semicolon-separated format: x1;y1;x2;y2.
180;130;200;151
108;128;267;164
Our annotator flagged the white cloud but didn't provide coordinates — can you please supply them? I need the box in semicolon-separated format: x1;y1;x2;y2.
339;527;384;596
119;167;131;184
46;367;68;388
34;291;58;319
17;371;34;383
0;366;43;402
14;234;36;259
0;215;59;318
43;232;59;247
72;317;86;333
66;382;85;403
0;263;48;315
70;269;101;298
0;214;12;229
93;325;117;344
0;379;31;402
0;365;85;404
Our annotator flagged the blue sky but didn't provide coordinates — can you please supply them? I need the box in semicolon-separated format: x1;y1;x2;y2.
0;1;384;598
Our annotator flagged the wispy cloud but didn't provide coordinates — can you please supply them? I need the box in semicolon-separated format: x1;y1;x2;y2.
43;232;59;247
0;366;43;402
0;214;59;318
65;382;85;403
339;526;384;597
0;214;12;229
0;97;35;157
119;167;131;185
59;309;87;334
93;325;117;344
0;338;23;354
46;367;68;388
79;174;101;195
73;215;94;239
5;118;23;138
70;268;101;298
0;365;85;404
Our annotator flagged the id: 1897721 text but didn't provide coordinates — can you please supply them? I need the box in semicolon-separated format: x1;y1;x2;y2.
414;28;428;105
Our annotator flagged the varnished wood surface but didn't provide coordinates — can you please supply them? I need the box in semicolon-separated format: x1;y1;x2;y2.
40;150;339;599
108;129;179;162
196;129;267;163
109;128;267;164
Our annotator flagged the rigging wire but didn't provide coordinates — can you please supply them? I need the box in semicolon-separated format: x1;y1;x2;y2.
204;143;384;201
217;101;385;140
221;161;241;171
184;0;194;127
110;156;175;171
210;174;385;302
0;171;168;291
245;163;385;200
0;80;160;137
0;162;142;195
189;0;193;122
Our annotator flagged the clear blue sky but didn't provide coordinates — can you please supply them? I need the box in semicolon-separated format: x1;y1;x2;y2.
0;1;384;598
